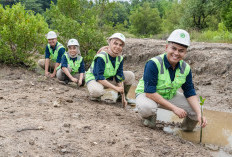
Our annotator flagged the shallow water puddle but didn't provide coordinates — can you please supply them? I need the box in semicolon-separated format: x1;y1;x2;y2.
157;109;232;147
127;86;232;148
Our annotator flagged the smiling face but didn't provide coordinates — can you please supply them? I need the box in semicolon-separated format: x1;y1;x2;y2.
68;45;78;57
48;38;57;48
165;42;187;68
108;38;124;57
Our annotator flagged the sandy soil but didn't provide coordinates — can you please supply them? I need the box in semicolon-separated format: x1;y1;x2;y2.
0;38;231;156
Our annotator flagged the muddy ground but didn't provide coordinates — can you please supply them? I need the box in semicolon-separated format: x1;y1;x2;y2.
0;38;231;156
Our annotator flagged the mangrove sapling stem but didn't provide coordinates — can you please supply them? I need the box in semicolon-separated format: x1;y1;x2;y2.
199;96;206;143
200;106;203;143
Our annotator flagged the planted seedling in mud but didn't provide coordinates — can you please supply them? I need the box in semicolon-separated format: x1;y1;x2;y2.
199;96;206;143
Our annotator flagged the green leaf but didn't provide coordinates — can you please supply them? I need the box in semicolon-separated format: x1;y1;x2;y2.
199;96;206;106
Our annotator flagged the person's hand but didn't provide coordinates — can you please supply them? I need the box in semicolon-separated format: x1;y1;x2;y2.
173;106;187;118
78;79;82;86
71;77;78;83
115;86;124;93
45;71;50;77
50;72;56;78
197;115;207;128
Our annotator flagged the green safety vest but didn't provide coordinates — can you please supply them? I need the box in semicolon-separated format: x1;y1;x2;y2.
135;53;190;100
85;51;123;83
47;42;64;62
57;53;83;75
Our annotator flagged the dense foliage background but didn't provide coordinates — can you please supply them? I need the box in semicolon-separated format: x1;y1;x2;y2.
0;0;232;67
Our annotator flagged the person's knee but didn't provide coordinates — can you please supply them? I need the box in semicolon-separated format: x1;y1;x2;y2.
90;88;104;97
56;69;65;81
136;99;157;118
87;83;104;98
38;59;45;69
124;71;135;85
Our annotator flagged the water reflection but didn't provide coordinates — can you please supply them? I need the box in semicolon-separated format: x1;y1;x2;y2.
158;108;232;147
127;85;232;147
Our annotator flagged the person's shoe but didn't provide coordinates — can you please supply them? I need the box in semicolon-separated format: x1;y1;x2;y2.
90;97;101;102
117;95;135;104
126;98;136;104
101;89;118;103
103;99;115;103
64;79;69;85
181;116;198;132
142;115;157;129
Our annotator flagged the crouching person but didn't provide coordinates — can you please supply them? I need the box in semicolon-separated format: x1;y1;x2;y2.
85;33;135;103
38;31;65;78
57;39;85;86
135;29;207;131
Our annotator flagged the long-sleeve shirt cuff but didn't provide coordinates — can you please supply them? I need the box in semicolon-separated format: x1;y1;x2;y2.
144;85;156;93
95;75;105;81
183;89;196;98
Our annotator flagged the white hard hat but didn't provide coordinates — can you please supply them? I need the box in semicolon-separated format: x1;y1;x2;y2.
167;29;190;47
46;31;57;39
67;39;79;47
108;33;126;44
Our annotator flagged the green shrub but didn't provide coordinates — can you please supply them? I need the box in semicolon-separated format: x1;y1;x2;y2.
45;1;106;68
190;23;232;43
129;2;162;37
0;3;49;66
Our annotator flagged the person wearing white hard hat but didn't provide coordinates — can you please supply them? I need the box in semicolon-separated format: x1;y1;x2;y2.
56;39;85;86
135;29;207;131
38;31;65;78
85;33;135;104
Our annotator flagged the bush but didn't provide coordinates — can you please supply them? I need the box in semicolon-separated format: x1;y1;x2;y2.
190;23;232;43
45;0;107;68
0;3;49;66
129;2;162;37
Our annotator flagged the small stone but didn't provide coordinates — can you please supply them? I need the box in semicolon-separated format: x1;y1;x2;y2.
38;126;44;130
71;113;81;118
9;110;15;114
49;87;53;90
29;140;35;145
53;101;60;107
83;126;91;130
21;96;27;99
115;113;121;116
66;99;73;103
61;148;67;153
63;123;71;128
205;144;219;151
64;89;69;92
30;82;35;86
56;91;64;94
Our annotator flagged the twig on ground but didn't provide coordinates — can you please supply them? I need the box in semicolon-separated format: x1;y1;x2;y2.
17;126;44;132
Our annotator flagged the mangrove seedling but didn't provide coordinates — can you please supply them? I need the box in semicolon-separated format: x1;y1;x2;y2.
199;96;206;143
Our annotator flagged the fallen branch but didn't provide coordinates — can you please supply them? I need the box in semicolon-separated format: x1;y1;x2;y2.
17;126;43;132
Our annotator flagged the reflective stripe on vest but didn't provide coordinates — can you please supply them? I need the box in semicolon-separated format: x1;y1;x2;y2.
135;53;190;99
48;42;64;62
85;51;123;83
